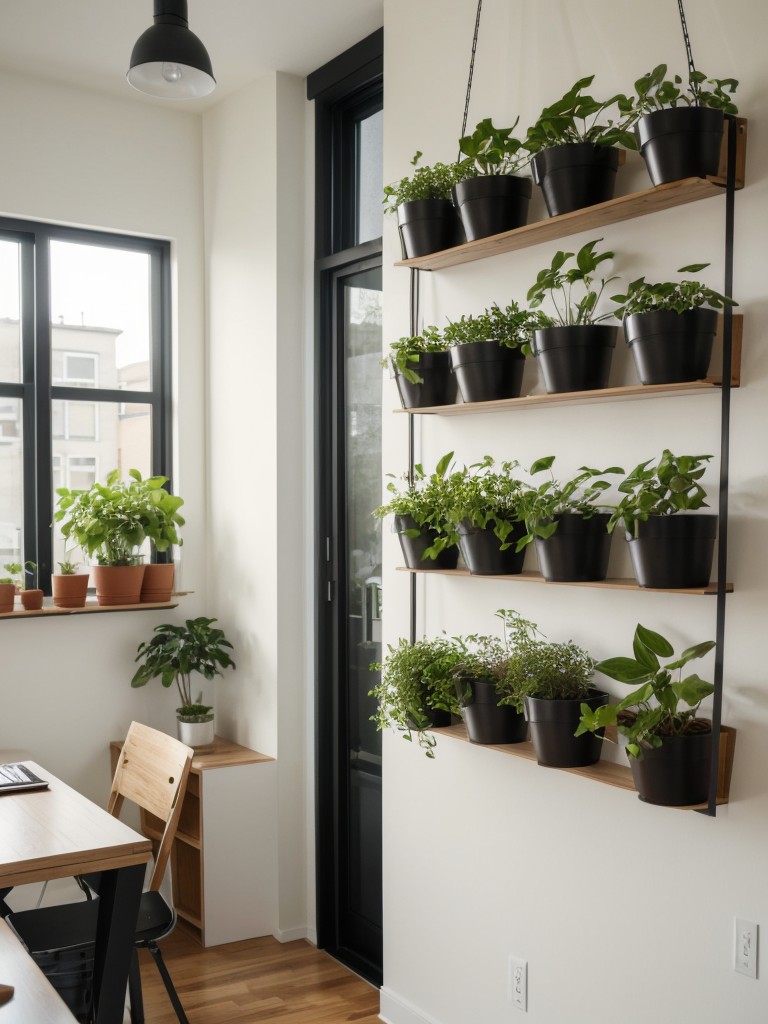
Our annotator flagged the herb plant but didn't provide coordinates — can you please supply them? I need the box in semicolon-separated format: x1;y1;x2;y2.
1;561;36;590
630;64;738;116
386;326;447;384
576;623;715;759
374;452;457;560
56;560;80;575
525;75;638;154
383;151;467;212
457;117;529;177
444;456;527;550
443;301;538;354
607;449;713;537
611;262;736;318
527;238;618;326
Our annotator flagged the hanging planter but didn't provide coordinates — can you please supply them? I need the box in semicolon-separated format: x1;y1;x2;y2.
636;107;724;186
393;350;457;409
453;175;531;240
627;513;717;589
629;724;712;805
394;515;459;571
457;521;526;576
531;143;620;217
397;199;464;259
534;513;612;582
460;679;528;745
533;325;617;393
624;308;717;384
525;689;609;768
449;340;525;403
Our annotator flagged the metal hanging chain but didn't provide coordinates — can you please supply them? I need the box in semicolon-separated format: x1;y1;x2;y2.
676;0;700;103
458;0;484;156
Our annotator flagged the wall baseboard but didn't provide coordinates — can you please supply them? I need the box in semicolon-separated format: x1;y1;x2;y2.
379;988;441;1024
274;925;317;944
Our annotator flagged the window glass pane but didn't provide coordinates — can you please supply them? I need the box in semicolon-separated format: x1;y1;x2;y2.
0;397;23;564
50;241;152;391
0;240;21;383
357;108;383;245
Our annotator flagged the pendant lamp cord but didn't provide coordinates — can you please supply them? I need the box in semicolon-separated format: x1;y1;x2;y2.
458;0;484;157
676;0;700;104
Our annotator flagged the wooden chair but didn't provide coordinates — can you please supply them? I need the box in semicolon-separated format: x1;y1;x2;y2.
6;722;193;1024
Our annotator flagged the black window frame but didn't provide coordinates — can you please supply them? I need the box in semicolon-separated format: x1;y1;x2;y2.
0;217;172;594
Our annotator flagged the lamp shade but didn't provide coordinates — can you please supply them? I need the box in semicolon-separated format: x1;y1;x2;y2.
127;0;215;99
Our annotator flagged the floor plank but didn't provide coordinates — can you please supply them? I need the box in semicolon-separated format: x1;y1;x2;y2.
138;929;381;1023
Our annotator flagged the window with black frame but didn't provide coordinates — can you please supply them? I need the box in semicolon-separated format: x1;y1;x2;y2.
0;219;171;592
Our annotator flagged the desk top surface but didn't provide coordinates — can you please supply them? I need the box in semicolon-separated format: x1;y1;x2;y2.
0;761;151;888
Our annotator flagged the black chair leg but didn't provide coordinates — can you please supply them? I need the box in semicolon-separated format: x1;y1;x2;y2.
128;948;145;1024
147;941;189;1024
0;887;12;918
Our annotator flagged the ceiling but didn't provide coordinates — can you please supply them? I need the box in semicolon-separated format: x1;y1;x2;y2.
0;0;383;111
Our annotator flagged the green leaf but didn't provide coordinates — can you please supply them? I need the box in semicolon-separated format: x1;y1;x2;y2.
595;656;649;683
635;624;674;658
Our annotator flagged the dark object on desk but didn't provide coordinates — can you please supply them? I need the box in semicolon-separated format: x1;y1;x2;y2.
0;982;14;1005
0;763;48;793
6;722;193;1024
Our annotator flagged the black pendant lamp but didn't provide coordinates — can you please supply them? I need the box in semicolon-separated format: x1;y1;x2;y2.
127;0;215;99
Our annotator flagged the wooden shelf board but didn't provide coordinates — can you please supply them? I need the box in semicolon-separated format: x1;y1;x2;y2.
175;831;202;850
397;565;732;595
0;597;183;620
175;906;203;929
433;722;735;807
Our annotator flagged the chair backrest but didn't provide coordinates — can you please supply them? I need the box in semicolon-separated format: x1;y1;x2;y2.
108;722;193;892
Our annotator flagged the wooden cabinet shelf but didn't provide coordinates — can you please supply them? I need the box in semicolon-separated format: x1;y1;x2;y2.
433;722;737;808
397;565;733;596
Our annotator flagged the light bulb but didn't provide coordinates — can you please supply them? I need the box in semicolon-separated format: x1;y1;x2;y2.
161;63;183;84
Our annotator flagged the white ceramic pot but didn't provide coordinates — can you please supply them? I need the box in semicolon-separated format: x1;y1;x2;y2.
176;717;215;748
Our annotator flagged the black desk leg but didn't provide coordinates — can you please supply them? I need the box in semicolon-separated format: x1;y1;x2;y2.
92;862;145;1024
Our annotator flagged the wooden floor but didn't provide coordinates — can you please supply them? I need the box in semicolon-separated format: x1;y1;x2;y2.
137;928;382;1023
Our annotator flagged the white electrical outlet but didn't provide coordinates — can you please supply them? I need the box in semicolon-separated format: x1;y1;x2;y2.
508;955;527;1011
734;919;758;978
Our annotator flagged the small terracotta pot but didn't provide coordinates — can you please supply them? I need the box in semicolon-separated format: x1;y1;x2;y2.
141;563;175;603
52;573;90;609
20;589;44;611
91;564;146;606
0;582;17;614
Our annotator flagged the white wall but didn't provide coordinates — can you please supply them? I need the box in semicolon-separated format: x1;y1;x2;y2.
0;71;209;800
380;2;768;1022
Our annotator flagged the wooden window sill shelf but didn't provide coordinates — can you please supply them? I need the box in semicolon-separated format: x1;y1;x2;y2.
0;593;192;620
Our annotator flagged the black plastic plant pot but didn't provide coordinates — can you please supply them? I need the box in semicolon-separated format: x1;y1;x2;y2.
626;513;717;589
624;308;717;384
452;174;532;241
524;690;609;768
461;679;528;745
394;514;459;571
534;513;612;582
396;199;464;259
457;520;526;576
530;143;620;217
533;325;617;393
449;340;526;403
394;350;457;409
629;726;712;806
635;107;724;187
406;707;452;730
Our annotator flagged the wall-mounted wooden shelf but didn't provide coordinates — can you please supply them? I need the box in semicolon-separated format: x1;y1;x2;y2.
397;566;732;596
0;593;191;620
432;722;737;808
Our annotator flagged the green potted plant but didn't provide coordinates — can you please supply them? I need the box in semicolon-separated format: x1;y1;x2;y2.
453;117;532;239
516;456;624;582
629;64;739;186
524;74;637;216
451;623;529;745
576;623;716;805
369;634;467;757
386;326;457;409
495;610;603;767
1;561;42;611
131;616;236;748
443;456;528;576
612;261;737;384
607;449;716;589
132;474;185;603
383;151;467;258
0;565;15;614
526;237;619;392
51;559;90;609
373;452;459;570
444;301;537;403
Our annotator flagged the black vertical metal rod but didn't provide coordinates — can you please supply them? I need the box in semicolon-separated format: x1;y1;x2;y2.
408;268;419;644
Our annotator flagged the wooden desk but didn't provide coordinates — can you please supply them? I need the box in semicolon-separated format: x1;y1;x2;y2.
0;918;76;1023
0;761;151;1024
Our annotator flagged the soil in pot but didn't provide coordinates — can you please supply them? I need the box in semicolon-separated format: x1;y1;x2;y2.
531;143;620;217
397;199;464;259
395;350;458;409
394;514;459;571
636;107;724;187
461;680;528;745
52;573;89;609
624;308;717;384
626;514;717;589
533;325;617;393
629;721;712;805
534;513;612;582
141;563;175;603
449;340;525;403
524;689;609;768
20;589;44;611
452;175;532;241
91;564;146;606
457;521;526;576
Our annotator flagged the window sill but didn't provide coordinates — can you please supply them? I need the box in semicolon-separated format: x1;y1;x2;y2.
0;593;190;620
